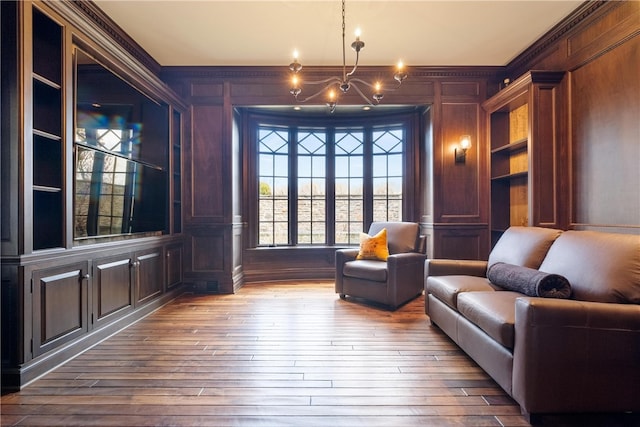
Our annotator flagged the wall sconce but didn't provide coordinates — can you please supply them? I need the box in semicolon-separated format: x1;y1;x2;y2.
455;135;472;164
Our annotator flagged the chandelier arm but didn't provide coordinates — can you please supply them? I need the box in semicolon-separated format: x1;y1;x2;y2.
346;50;360;78
296;83;340;103
349;82;375;106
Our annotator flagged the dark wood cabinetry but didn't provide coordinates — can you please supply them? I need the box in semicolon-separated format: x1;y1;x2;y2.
166;244;183;290
32;262;89;357
135;248;164;305
1;1;186;391
483;71;565;246
92;254;135;328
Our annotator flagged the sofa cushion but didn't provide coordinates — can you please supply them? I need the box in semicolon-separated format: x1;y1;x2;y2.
369;222;419;254
457;291;522;349
426;275;497;310
343;260;388;282
488;226;562;270
538;230;640;304
487;262;571;298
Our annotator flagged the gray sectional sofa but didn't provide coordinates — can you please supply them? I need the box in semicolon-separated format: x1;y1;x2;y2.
424;226;640;421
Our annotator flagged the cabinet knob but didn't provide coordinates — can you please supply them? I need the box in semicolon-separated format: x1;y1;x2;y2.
130;260;140;268
83;274;91;280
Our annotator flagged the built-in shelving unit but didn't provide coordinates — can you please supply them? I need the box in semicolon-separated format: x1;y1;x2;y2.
171;109;182;234
1;1;187;392
32;8;64;250
483;71;565;247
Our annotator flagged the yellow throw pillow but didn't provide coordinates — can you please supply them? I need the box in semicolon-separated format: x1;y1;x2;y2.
356;228;389;261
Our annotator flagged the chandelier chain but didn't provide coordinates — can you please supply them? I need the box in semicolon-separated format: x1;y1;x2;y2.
342;0;346;82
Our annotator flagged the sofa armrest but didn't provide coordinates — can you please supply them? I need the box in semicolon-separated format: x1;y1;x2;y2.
513;298;640;414
335;248;359;294
425;259;488;277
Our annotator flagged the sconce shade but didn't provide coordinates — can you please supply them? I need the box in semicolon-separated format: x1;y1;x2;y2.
455;135;472;163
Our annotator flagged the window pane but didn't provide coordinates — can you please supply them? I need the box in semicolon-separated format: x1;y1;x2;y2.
274;222;289;245
371;127;403;223
296;129;326;245
298;156;311;178
335;157;349;178
334;130;364;244
258;126;289;246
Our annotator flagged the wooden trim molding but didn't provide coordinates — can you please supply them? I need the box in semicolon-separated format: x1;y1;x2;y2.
161;65;503;81
506;0;609;77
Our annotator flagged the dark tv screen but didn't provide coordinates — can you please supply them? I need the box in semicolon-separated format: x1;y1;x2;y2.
73;48;169;239
74;147;167;238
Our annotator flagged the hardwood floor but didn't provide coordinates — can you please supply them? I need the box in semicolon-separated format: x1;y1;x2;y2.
1;281;638;426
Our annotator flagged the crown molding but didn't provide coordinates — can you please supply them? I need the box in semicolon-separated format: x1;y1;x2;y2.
506;0;608;76
161;65;503;81
67;0;161;76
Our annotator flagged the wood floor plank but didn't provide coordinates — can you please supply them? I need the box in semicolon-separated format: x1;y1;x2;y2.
2;281;638;426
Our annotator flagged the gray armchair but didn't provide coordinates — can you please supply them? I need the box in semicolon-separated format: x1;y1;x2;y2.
335;222;426;310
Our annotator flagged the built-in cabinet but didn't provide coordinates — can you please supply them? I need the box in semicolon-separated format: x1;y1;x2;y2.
31;261;90;357
1;1;187;391
483;71;565;246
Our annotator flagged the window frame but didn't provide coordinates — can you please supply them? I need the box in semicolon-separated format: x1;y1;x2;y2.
244;108;421;248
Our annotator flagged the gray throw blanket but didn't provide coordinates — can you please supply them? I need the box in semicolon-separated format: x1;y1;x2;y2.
487;262;572;298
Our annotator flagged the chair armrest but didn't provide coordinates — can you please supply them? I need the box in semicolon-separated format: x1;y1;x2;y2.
336;248;359;262
425;259;488;277
335;248;359;294
387;252;426;267
387;252;427;308
513;298;640;413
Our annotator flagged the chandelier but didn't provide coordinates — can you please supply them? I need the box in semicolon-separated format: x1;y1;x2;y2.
288;0;407;112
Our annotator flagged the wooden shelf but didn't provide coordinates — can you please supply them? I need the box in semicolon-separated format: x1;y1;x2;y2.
491;138;528;154
491;171;528;181
33;128;62;141
33;185;62;193
33;72;61;90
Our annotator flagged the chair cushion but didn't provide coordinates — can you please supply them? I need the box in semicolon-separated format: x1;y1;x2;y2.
426;275;497;310
343;260;388;282
538;230;640;304
457;291;521;350
488;226;562;270
356;228;389;261
369;222;419;254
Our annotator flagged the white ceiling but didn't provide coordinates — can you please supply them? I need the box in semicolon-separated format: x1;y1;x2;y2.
94;0;584;67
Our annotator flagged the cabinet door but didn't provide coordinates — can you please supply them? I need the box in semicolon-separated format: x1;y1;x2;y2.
166;244;183;290
32;261;89;357
92;254;134;328
135;248;164;305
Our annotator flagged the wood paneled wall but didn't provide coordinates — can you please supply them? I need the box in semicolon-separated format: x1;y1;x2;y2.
162;0;639;289
163;68;495;287
506;0;639;233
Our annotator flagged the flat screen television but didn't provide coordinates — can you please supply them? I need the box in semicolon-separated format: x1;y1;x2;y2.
74;48;169;240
